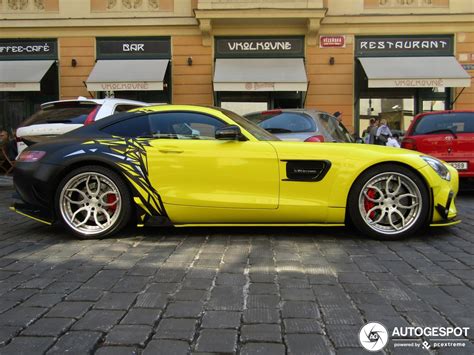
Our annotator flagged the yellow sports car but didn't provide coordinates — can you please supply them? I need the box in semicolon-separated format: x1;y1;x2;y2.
12;105;459;240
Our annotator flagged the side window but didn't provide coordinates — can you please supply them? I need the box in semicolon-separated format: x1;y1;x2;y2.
114;105;144;113
101;115;151;138
149;112;227;140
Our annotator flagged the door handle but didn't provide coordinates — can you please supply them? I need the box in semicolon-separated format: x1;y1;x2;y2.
159;148;184;154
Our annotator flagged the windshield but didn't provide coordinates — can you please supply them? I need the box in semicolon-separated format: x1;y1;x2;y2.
245;112;317;134
214;107;280;141
413;112;474;135
318;114;354;143
21;102;99;126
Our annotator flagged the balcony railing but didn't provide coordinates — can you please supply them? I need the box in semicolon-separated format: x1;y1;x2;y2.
104;0;160;11
1;0;46;12
364;0;449;8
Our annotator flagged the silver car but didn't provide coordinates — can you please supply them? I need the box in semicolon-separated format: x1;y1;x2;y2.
244;109;354;143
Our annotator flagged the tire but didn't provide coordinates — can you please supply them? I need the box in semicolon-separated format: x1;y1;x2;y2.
55;165;133;239
348;164;430;240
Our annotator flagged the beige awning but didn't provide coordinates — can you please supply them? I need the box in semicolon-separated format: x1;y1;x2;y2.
0;60;54;91
86;59;169;91
359;56;471;88
213;58;308;92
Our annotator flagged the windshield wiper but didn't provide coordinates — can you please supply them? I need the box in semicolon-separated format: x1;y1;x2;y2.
423;128;457;139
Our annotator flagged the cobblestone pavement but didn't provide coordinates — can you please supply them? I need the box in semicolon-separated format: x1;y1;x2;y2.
0;185;473;355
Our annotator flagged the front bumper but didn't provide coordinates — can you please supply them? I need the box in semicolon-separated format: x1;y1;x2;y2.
419;164;459;225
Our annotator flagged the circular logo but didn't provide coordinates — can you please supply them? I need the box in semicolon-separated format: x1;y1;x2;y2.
359;322;389;352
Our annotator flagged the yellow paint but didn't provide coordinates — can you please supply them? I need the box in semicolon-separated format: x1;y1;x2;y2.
128;105;459;226
430;220;461;227
10;207;52;226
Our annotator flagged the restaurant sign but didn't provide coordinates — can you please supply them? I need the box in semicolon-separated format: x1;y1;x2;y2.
97;37;171;60
215;37;305;58
356;35;453;57
0;39;57;60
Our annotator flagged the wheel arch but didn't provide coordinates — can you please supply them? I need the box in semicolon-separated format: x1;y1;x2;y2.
344;160;433;224
51;159;137;219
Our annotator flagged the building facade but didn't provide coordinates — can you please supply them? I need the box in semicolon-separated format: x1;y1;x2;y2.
1;0;473;134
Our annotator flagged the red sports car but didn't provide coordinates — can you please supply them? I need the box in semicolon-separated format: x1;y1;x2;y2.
402;110;474;181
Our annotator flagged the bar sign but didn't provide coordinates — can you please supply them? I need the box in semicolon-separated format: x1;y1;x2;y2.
320;36;346;48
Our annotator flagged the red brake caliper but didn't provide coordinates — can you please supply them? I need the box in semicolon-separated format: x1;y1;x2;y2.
364;188;377;220
107;194;117;213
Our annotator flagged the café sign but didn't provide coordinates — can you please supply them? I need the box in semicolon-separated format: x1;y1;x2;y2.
215;37;305;58
0;39;57;60
97;37;171;60
356;35;453;57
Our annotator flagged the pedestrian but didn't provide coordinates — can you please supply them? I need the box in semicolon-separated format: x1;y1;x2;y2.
368;118;380;144
363;118;376;144
0;129;18;161
386;134;401;148
375;119;392;145
333;111;343;123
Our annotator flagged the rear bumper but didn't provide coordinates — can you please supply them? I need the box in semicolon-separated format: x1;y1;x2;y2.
13;161;62;223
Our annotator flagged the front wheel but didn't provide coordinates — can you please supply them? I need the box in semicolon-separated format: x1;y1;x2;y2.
348;164;430;240
55;166;133;239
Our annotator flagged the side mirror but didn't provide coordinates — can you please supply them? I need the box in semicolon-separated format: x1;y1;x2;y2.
215;125;245;141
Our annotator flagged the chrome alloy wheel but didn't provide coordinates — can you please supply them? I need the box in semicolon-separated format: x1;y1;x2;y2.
358;172;423;235
59;172;122;236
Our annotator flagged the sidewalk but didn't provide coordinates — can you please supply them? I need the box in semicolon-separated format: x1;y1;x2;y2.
0;175;13;188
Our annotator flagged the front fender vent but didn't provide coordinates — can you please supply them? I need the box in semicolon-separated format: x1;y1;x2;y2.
283;160;331;182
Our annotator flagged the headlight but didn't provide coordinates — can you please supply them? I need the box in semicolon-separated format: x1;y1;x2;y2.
421;156;450;181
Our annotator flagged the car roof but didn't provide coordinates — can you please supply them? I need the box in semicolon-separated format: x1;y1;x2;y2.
40;96;150;108
414;110;474;119
244;109;330;117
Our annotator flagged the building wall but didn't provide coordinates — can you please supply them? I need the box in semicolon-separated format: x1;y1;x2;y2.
306;38;355;131
59;37;95;99
172;36;213;105
455;32;474;110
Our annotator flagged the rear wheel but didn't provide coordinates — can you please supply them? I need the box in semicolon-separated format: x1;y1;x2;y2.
56;166;132;239
348;164;429;240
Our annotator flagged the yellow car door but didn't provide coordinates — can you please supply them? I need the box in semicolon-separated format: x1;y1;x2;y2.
145;111;279;209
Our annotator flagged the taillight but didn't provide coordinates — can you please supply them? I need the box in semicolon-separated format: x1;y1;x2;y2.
84;106;100;126
305;135;325;143
17;151;46;162
262;109;282;115
401;138;417;150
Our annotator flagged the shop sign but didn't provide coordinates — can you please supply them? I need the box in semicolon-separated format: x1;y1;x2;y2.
0;39;57;60
87;81;163;91
368;78;470;88
97;37;171;60
245;82;276;91
355;35;453;57
462;64;474;71
215;37;305;58
320;36;345;48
